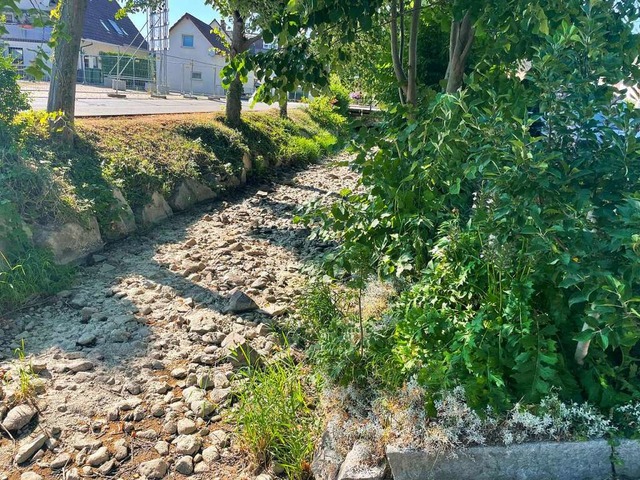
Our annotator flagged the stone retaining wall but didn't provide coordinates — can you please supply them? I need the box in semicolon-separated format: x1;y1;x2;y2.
28;160;253;266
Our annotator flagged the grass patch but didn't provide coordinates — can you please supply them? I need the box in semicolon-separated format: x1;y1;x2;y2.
233;349;318;480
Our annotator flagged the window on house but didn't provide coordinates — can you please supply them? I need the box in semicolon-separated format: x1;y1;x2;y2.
8;47;23;65
108;19;125;36
100;19;110;32
3;10;15;23
191;71;202;80
182;34;194;48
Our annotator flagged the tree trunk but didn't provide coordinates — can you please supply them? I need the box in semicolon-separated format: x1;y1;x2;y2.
226;9;245;128
390;0;421;107
390;0;408;104
279;97;288;118
406;0;421;106
445;11;475;94
226;76;243;127
47;0;88;141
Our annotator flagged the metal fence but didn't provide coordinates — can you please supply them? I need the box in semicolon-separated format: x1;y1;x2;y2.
77;53;156;91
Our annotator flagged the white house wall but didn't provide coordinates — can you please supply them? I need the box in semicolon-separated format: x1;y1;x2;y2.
166;18;256;97
166;19;226;96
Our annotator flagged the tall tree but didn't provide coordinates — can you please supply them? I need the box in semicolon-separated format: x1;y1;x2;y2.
47;0;89;140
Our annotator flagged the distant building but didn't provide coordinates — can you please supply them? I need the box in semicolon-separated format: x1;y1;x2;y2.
165;13;229;96
1;0;148;86
165;13;274;97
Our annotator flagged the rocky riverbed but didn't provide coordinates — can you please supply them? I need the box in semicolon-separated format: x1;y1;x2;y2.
0;158;358;480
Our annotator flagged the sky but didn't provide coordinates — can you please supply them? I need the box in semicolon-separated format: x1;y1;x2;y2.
129;1;220;36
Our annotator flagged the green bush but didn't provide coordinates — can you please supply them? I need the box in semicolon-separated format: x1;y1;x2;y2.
307;96;347;131
329;74;350;116
233;351;317;480
307;2;640;410
0;55;28;144
296;282;401;388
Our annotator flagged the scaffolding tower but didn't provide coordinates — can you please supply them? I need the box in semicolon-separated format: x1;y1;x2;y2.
148;2;169;95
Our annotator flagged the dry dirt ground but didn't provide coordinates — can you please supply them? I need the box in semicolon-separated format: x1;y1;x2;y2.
0;158;358;480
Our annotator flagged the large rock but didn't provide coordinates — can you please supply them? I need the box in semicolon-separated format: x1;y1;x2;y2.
227;288;259;313
385;440;612;480
312;427;345;480
174;434;202;456
337;442;386;480
33;216;104;265
2;403;37;431
139;458;168;479
616;439;640;479
15;434;47;464
169;178;217;211
101;188;137;241
139;192;173;227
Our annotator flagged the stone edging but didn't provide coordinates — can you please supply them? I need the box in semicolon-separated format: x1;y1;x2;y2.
385;439;640;480
29;153;259;266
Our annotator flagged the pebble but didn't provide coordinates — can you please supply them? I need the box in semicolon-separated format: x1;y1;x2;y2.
175;455;194;475
50;452;72;470
15;434;47;464
139;458;169;479
0;162;359;479
2;404;37;431
174;434;202;455
87;446;110;466
20;473;43;480
177;418;198;435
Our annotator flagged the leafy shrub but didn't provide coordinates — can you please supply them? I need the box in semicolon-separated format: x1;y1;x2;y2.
281;137;321;164
297;282;401;388
307;96;347;131
233;351;317;480
307;2;640;410
329;74;351;116
0;55;28;144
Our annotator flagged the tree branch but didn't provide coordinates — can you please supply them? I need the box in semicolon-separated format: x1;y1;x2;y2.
390;0;408;102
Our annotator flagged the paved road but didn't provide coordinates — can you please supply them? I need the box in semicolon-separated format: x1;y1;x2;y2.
29;95;283;117
22;81;286;117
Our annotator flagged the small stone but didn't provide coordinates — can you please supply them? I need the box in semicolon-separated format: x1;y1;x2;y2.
87;446;110;467
2;404;37;431
76;333;97;347
155;441;170;456
20;473;43;480
81;307;97;320
113;439;128;461
124;382;142;395
227;289;259;313
151;403;166;417
15;434;47;464
99;458;117;475
171;367;188;379
175;456;194;475
177;418;197;435
66;359;94;373
137;429;158;440
51;452;72;470
202;446;220;463
118;398;142;411
63;468;81;480
139;458;169;479
174;434;202;456
209;388;231;405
